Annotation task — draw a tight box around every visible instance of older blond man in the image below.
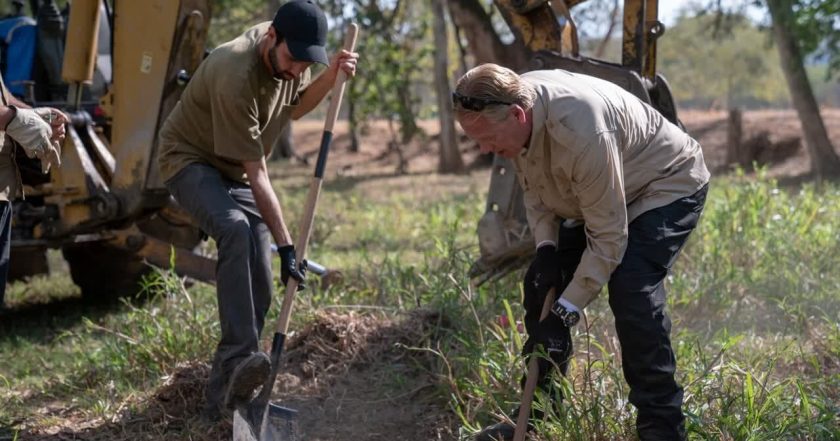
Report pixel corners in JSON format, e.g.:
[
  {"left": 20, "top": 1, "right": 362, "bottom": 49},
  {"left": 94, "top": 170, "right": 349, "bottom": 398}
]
[{"left": 454, "top": 63, "right": 709, "bottom": 441}]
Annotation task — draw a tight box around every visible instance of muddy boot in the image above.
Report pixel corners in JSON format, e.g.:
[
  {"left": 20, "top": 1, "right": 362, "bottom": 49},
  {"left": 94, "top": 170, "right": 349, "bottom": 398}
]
[{"left": 223, "top": 352, "right": 271, "bottom": 409}]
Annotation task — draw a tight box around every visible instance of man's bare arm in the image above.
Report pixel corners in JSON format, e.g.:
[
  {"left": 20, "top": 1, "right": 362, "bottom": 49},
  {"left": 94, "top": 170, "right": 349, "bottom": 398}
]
[
  {"left": 243, "top": 158, "right": 293, "bottom": 246},
  {"left": 8, "top": 95, "right": 30, "bottom": 109},
  {"left": 291, "top": 49, "right": 358, "bottom": 120}
]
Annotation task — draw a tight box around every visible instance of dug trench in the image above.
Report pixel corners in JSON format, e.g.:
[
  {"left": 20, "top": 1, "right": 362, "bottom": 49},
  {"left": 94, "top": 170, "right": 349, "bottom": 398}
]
[{"left": 19, "top": 310, "right": 457, "bottom": 441}]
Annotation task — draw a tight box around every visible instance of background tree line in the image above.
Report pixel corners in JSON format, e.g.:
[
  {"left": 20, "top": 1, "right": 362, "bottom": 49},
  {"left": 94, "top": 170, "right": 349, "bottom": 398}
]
[
  {"left": 2, "top": 1, "right": 835, "bottom": 175},
  {"left": 206, "top": 0, "right": 840, "bottom": 178}
]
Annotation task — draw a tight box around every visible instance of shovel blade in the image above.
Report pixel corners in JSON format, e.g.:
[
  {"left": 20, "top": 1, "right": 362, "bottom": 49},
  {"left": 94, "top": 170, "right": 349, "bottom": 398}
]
[{"left": 233, "top": 403, "right": 298, "bottom": 441}]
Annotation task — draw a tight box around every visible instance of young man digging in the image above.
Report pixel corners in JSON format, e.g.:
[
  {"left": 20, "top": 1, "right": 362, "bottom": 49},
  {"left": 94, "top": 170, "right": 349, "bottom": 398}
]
[{"left": 157, "top": 0, "right": 358, "bottom": 421}]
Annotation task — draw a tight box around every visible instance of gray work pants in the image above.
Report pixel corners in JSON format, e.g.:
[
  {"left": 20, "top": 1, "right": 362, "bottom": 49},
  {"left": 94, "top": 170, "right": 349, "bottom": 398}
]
[{"left": 165, "top": 163, "right": 273, "bottom": 410}]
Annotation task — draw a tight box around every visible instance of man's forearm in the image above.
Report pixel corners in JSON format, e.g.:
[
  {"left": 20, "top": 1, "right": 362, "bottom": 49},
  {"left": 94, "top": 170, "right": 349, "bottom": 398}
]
[
  {"left": 245, "top": 159, "right": 293, "bottom": 246},
  {"left": 8, "top": 94, "right": 30, "bottom": 109},
  {"left": 0, "top": 105, "right": 14, "bottom": 130},
  {"left": 291, "top": 69, "right": 336, "bottom": 119}
]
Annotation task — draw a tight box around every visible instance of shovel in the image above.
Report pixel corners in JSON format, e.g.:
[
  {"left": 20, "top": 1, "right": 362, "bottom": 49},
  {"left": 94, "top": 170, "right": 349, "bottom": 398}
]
[
  {"left": 232, "top": 23, "right": 359, "bottom": 441},
  {"left": 513, "top": 287, "right": 556, "bottom": 441}
]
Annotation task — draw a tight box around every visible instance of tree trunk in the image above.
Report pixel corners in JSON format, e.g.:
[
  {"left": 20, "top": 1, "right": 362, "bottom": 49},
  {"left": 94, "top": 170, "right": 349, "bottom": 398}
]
[
  {"left": 766, "top": 0, "right": 840, "bottom": 178},
  {"left": 726, "top": 108, "right": 743, "bottom": 167},
  {"left": 348, "top": 96, "right": 360, "bottom": 153},
  {"left": 270, "top": 122, "right": 294, "bottom": 161},
  {"left": 433, "top": 0, "right": 465, "bottom": 174},
  {"left": 446, "top": 0, "right": 528, "bottom": 69},
  {"left": 593, "top": 0, "right": 620, "bottom": 58}
]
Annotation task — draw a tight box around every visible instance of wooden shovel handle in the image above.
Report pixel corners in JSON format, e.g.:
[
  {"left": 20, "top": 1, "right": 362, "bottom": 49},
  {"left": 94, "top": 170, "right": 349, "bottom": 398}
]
[
  {"left": 274, "top": 23, "right": 359, "bottom": 336},
  {"left": 513, "top": 287, "right": 556, "bottom": 441}
]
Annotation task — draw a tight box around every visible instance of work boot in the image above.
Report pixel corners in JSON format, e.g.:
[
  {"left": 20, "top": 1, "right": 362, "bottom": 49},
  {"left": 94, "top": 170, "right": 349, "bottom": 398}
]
[{"left": 223, "top": 352, "right": 271, "bottom": 409}]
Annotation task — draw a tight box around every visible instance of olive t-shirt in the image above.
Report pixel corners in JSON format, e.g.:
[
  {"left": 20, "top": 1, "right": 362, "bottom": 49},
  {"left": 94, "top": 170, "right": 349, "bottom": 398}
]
[{"left": 158, "top": 22, "right": 310, "bottom": 183}]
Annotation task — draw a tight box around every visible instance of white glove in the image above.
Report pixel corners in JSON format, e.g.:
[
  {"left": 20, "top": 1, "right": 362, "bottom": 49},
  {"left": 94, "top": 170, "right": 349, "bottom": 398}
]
[{"left": 5, "top": 106, "right": 62, "bottom": 173}]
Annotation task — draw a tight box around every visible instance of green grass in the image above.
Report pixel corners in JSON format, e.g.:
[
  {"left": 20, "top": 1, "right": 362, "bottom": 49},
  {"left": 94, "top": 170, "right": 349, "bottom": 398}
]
[{"left": 1, "top": 169, "right": 839, "bottom": 440}]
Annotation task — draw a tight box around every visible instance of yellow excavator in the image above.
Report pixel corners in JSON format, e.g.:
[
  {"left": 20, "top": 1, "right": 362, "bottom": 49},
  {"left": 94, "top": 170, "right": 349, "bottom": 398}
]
[
  {"left": 6, "top": 0, "right": 214, "bottom": 300},
  {"left": 471, "top": 0, "right": 681, "bottom": 284}
]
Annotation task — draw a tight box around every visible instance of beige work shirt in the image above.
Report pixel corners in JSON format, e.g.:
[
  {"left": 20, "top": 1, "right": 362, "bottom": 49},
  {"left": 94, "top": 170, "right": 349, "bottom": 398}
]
[
  {"left": 515, "top": 69, "right": 710, "bottom": 310},
  {"left": 158, "top": 22, "right": 310, "bottom": 184},
  {"left": 0, "top": 74, "right": 20, "bottom": 201}
]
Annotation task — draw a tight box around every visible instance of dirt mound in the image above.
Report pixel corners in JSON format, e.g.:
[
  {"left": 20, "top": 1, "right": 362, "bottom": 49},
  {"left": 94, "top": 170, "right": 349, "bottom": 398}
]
[
  {"left": 17, "top": 310, "right": 454, "bottom": 441},
  {"left": 276, "top": 310, "right": 455, "bottom": 441}
]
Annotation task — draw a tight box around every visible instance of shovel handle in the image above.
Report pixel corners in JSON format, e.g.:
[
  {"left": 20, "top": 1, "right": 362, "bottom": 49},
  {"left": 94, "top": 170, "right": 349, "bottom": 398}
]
[
  {"left": 274, "top": 23, "right": 359, "bottom": 336},
  {"left": 513, "top": 287, "right": 556, "bottom": 441}
]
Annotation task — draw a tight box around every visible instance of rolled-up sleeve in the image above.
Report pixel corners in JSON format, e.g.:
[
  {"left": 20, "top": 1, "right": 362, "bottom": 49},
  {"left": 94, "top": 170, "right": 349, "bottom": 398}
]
[{"left": 560, "top": 131, "right": 628, "bottom": 310}]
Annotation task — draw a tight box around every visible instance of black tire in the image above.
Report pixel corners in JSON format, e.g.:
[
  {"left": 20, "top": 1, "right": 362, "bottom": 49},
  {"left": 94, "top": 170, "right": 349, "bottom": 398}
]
[{"left": 62, "top": 242, "right": 151, "bottom": 301}]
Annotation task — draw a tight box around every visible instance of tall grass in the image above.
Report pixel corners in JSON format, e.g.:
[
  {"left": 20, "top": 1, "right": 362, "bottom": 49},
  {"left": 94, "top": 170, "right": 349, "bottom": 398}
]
[
  {"left": 2, "top": 171, "right": 838, "bottom": 440},
  {"left": 421, "top": 172, "right": 840, "bottom": 440}
]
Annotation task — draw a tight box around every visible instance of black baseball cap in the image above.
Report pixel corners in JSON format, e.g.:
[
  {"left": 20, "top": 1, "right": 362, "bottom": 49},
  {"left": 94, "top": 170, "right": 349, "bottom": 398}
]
[{"left": 272, "top": 0, "right": 329, "bottom": 66}]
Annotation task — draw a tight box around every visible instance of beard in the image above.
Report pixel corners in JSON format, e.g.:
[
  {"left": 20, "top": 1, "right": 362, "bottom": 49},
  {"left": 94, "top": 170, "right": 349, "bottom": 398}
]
[{"left": 269, "top": 48, "right": 295, "bottom": 81}]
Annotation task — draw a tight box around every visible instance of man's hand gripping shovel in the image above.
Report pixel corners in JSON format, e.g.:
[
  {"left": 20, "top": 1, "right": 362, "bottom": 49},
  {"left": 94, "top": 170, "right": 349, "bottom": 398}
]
[{"left": 232, "top": 23, "right": 359, "bottom": 441}]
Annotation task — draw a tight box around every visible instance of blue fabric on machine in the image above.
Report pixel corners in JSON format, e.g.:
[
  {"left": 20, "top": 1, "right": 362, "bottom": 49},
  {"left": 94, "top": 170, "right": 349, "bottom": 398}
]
[{"left": 0, "top": 16, "right": 37, "bottom": 97}]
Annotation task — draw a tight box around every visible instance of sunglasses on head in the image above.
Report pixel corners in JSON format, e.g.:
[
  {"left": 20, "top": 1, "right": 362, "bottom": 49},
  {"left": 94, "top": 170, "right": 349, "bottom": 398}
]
[{"left": 452, "top": 92, "right": 511, "bottom": 111}]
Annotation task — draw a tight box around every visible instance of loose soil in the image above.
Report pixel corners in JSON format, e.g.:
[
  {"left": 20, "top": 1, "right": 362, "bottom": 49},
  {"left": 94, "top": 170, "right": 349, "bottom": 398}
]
[{"left": 18, "top": 311, "right": 455, "bottom": 441}]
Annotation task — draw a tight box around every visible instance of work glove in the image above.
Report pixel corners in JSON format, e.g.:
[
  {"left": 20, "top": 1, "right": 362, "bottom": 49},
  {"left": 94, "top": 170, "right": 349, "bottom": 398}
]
[
  {"left": 33, "top": 107, "right": 68, "bottom": 141},
  {"left": 522, "top": 312, "right": 572, "bottom": 381},
  {"left": 530, "top": 244, "right": 561, "bottom": 296},
  {"left": 277, "top": 244, "right": 307, "bottom": 290},
  {"left": 523, "top": 312, "right": 571, "bottom": 357},
  {"left": 5, "top": 106, "right": 62, "bottom": 173}
]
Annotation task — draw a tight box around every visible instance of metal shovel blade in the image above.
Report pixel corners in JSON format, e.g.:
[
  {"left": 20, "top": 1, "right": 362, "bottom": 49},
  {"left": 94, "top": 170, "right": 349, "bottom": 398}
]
[{"left": 233, "top": 402, "right": 298, "bottom": 441}]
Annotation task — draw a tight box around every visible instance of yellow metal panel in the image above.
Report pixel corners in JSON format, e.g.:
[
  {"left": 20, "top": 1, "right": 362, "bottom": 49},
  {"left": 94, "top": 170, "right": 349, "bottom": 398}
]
[
  {"left": 494, "top": 1, "right": 565, "bottom": 54},
  {"left": 643, "top": 0, "right": 659, "bottom": 79},
  {"left": 622, "top": 0, "right": 644, "bottom": 73},
  {"left": 61, "top": 0, "right": 100, "bottom": 83},
  {"left": 44, "top": 126, "right": 97, "bottom": 236},
  {"left": 109, "top": 0, "right": 181, "bottom": 211},
  {"left": 145, "top": 3, "right": 211, "bottom": 190}
]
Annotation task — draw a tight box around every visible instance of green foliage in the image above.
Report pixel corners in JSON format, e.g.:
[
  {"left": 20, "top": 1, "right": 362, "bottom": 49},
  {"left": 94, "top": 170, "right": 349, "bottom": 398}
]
[
  {"left": 430, "top": 173, "right": 840, "bottom": 439},
  {"left": 319, "top": 1, "right": 434, "bottom": 144},
  {"left": 208, "top": 0, "right": 279, "bottom": 48},
  {"left": 787, "top": 0, "right": 840, "bottom": 78},
  {"left": 659, "top": 14, "right": 789, "bottom": 108}
]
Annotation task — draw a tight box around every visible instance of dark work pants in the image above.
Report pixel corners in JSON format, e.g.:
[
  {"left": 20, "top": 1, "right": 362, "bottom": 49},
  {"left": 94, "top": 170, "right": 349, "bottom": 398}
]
[
  {"left": 0, "top": 201, "right": 11, "bottom": 308},
  {"left": 522, "top": 184, "right": 708, "bottom": 441},
  {"left": 165, "top": 163, "right": 274, "bottom": 410}
]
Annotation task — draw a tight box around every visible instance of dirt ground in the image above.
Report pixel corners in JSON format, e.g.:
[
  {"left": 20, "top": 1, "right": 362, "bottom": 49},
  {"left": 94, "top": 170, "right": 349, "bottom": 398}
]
[{"left": 20, "top": 311, "right": 455, "bottom": 441}]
